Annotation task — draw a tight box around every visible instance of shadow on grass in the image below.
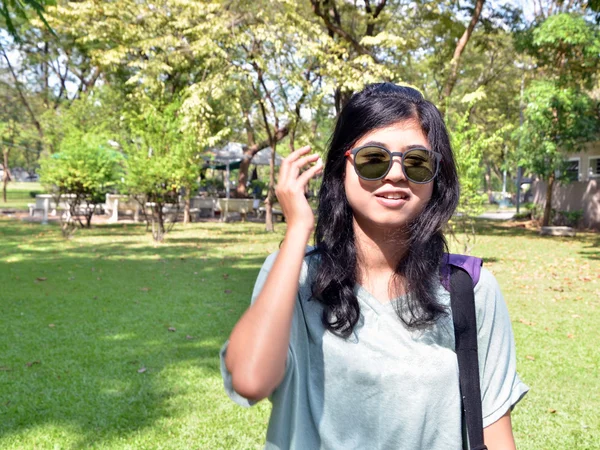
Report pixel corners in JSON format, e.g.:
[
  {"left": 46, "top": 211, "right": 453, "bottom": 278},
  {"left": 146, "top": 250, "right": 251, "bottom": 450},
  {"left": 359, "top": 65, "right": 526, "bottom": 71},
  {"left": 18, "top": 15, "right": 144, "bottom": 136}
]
[
  {"left": 0, "top": 219, "right": 269, "bottom": 447},
  {"left": 578, "top": 237, "right": 600, "bottom": 261},
  {"left": 470, "top": 219, "right": 542, "bottom": 238}
]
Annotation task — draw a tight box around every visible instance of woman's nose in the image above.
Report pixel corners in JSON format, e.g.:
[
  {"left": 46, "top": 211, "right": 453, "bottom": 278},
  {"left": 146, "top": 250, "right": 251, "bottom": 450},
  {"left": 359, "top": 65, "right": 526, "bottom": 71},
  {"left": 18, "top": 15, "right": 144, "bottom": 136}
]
[{"left": 383, "top": 157, "right": 406, "bottom": 182}]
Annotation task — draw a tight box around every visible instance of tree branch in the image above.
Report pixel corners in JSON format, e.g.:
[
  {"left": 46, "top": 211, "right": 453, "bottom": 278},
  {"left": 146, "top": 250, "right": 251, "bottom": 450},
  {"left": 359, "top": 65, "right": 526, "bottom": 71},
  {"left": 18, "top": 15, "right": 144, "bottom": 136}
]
[
  {"left": 310, "top": 0, "right": 373, "bottom": 58},
  {"left": 0, "top": 43, "right": 44, "bottom": 140},
  {"left": 440, "top": 0, "right": 486, "bottom": 105},
  {"left": 365, "top": 0, "right": 388, "bottom": 36}
]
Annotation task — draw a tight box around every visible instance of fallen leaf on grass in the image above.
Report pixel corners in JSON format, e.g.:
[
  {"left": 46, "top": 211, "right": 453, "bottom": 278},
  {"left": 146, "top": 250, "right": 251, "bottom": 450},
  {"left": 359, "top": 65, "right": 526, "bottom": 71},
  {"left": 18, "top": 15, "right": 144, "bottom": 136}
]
[
  {"left": 168, "top": 327, "right": 176, "bottom": 332},
  {"left": 137, "top": 367, "right": 147, "bottom": 374},
  {"left": 526, "top": 355, "right": 535, "bottom": 361},
  {"left": 186, "top": 335, "right": 194, "bottom": 340},
  {"left": 0, "top": 366, "right": 11, "bottom": 371},
  {"left": 518, "top": 318, "right": 536, "bottom": 326},
  {"left": 572, "top": 314, "right": 581, "bottom": 319},
  {"left": 140, "top": 287, "right": 150, "bottom": 292},
  {"left": 25, "top": 360, "right": 40, "bottom": 367},
  {"left": 567, "top": 333, "right": 575, "bottom": 339},
  {"left": 36, "top": 277, "right": 47, "bottom": 282},
  {"left": 48, "top": 324, "right": 55, "bottom": 328}
]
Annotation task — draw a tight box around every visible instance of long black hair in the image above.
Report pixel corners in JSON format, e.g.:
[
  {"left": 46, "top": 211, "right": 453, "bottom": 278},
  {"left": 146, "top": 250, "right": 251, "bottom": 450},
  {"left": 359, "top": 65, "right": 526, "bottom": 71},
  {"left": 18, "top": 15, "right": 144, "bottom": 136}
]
[{"left": 311, "top": 83, "right": 460, "bottom": 337}]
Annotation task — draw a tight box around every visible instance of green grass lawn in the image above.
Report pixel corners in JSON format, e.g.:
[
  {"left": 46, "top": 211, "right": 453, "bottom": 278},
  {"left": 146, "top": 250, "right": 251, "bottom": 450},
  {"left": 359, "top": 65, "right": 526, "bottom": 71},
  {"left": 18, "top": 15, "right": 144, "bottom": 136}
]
[
  {"left": 0, "top": 217, "right": 598, "bottom": 449},
  {"left": 0, "top": 182, "right": 44, "bottom": 210}
]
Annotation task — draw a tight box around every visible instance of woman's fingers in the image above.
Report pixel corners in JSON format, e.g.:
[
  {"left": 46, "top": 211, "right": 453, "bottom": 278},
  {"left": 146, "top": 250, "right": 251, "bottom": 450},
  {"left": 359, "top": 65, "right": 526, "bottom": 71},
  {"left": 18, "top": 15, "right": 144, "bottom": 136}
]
[
  {"left": 279, "top": 146, "right": 312, "bottom": 181},
  {"left": 286, "top": 145, "right": 312, "bottom": 163},
  {"left": 291, "top": 154, "right": 320, "bottom": 175},
  {"left": 279, "top": 154, "right": 321, "bottom": 189},
  {"left": 297, "top": 157, "right": 323, "bottom": 186},
  {"left": 279, "top": 150, "right": 320, "bottom": 186}
]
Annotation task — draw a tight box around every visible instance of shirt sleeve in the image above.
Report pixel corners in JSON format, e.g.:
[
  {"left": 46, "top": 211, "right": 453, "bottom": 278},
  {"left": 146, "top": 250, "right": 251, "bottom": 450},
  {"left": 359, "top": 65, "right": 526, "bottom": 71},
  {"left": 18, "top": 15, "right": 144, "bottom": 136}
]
[
  {"left": 219, "top": 250, "right": 297, "bottom": 407},
  {"left": 474, "top": 267, "right": 529, "bottom": 427}
]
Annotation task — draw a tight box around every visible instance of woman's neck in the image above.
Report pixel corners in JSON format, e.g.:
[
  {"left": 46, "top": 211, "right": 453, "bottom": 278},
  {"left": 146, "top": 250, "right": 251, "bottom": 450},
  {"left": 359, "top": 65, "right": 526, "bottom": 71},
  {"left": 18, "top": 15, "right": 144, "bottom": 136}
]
[{"left": 353, "top": 217, "right": 409, "bottom": 279}]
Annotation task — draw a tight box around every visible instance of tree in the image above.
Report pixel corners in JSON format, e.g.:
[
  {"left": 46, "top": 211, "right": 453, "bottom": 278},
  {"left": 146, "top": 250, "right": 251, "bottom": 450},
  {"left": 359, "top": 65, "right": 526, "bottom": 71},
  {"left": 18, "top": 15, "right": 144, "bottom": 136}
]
[
  {"left": 447, "top": 90, "right": 512, "bottom": 251},
  {"left": 121, "top": 100, "right": 219, "bottom": 241},
  {"left": 39, "top": 129, "right": 123, "bottom": 235},
  {"left": 515, "top": 13, "right": 600, "bottom": 226},
  {"left": 515, "top": 81, "right": 598, "bottom": 226},
  {"left": 0, "top": 0, "right": 53, "bottom": 40}
]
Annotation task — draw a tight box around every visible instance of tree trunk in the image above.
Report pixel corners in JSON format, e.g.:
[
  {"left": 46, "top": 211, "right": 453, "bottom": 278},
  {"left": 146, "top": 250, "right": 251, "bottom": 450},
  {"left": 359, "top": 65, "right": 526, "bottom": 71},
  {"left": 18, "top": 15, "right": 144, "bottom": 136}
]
[
  {"left": 85, "top": 205, "right": 95, "bottom": 228},
  {"left": 484, "top": 162, "right": 492, "bottom": 203},
  {"left": 183, "top": 189, "right": 191, "bottom": 224},
  {"left": 236, "top": 157, "right": 251, "bottom": 197},
  {"left": 439, "top": 0, "right": 485, "bottom": 110},
  {"left": 152, "top": 203, "right": 166, "bottom": 242},
  {"left": 236, "top": 125, "right": 290, "bottom": 198},
  {"left": 2, "top": 147, "right": 8, "bottom": 203},
  {"left": 542, "top": 173, "right": 555, "bottom": 226},
  {"left": 265, "top": 142, "right": 277, "bottom": 232}
]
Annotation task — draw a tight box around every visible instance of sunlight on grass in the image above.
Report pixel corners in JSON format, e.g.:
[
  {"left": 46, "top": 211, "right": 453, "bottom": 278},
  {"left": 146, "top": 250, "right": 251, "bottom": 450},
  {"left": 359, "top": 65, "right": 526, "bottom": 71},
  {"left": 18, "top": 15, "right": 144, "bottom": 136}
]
[{"left": 0, "top": 217, "right": 598, "bottom": 449}]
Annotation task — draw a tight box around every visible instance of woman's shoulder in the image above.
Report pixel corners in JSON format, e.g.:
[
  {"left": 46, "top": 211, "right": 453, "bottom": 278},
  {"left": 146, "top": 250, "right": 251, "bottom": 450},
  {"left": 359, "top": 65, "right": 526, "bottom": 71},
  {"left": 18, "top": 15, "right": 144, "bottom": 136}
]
[
  {"left": 473, "top": 266, "right": 509, "bottom": 326},
  {"left": 474, "top": 266, "right": 501, "bottom": 298}
]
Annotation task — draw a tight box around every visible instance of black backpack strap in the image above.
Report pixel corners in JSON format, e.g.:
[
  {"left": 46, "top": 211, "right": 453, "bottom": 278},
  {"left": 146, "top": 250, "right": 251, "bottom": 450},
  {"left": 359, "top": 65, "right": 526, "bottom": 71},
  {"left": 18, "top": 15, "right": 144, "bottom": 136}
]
[{"left": 450, "top": 266, "right": 488, "bottom": 450}]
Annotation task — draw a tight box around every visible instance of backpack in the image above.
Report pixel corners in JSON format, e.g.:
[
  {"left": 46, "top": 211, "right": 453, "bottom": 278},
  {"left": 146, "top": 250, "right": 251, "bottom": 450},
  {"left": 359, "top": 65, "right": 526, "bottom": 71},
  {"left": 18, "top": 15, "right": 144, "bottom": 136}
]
[{"left": 443, "top": 254, "right": 488, "bottom": 450}]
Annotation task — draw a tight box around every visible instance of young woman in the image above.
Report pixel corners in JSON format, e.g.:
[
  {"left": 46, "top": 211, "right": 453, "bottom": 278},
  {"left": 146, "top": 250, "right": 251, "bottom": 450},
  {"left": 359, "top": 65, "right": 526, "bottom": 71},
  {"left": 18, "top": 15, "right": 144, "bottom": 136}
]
[{"left": 221, "top": 83, "right": 528, "bottom": 449}]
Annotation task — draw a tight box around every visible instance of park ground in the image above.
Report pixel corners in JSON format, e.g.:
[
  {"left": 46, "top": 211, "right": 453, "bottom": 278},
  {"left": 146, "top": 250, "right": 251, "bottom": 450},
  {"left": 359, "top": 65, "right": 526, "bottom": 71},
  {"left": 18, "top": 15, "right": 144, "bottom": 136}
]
[{"left": 0, "top": 207, "right": 599, "bottom": 449}]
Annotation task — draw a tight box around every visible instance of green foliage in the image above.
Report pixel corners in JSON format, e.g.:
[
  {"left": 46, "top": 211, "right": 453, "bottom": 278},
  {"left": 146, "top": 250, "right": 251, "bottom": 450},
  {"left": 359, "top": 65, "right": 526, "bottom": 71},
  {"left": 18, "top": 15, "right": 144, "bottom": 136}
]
[
  {"left": 553, "top": 209, "right": 584, "bottom": 228},
  {"left": 0, "top": 0, "right": 54, "bottom": 40},
  {"left": 531, "top": 13, "right": 600, "bottom": 89},
  {"left": 39, "top": 128, "right": 123, "bottom": 235},
  {"left": 449, "top": 92, "right": 509, "bottom": 208},
  {"left": 199, "top": 176, "right": 224, "bottom": 195},
  {"left": 514, "top": 80, "right": 599, "bottom": 182},
  {"left": 447, "top": 96, "right": 497, "bottom": 251},
  {"left": 39, "top": 129, "right": 123, "bottom": 203}
]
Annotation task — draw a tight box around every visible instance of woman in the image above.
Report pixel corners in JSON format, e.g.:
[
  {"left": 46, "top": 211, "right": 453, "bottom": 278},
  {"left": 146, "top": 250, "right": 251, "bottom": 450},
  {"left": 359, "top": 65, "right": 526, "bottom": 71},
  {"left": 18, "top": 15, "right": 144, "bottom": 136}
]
[{"left": 220, "top": 83, "right": 528, "bottom": 449}]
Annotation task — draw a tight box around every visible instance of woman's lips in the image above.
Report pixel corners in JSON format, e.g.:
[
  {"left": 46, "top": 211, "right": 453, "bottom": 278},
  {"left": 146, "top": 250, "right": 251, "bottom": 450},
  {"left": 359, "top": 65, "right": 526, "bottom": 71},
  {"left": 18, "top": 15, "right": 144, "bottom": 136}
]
[{"left": 375, "top": 194, "right": 409, "bottom": 208}]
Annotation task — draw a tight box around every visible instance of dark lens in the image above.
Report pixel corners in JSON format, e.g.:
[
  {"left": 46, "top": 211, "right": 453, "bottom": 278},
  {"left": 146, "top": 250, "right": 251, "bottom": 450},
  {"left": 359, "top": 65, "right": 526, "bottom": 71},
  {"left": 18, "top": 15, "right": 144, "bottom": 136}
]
[
  {"left": 354, "top": 147, "right": 390, "bottom": 180},
  {"left": 403, "top": 149, "right": 436, "bottom": 183}
]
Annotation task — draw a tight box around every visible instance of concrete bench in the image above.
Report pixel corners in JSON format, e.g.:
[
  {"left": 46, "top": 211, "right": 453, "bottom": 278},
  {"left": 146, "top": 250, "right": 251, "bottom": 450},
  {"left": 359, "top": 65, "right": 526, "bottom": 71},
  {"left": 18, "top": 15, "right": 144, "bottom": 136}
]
[
  {"left": 105, "top": 194, "right": 141, "bottom": 222},
  {"left": 190, "top": 196, "right": 218, "bottom": 218},
  {"left": 257, "top": 206, "right": 285, "bottom": 221},
  {"left": 29, "top": 194, "right": 74, "bottom": 224},
  {"left": 216, "top": 198, "right": 255, "bottom": 221}
]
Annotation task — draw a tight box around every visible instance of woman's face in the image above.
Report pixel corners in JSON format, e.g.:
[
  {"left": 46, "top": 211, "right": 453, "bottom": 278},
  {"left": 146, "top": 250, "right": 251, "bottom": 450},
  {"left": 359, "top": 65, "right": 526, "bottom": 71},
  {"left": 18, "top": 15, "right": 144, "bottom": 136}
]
[{"left": 344, "top": 120, "right": 435, "bottom": 232}]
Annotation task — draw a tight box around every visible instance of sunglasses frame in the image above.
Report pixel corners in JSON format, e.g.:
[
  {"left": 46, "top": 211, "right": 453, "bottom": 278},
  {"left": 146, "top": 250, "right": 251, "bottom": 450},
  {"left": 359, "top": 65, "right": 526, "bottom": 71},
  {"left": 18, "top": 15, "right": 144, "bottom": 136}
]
[{"left": 345, "top": 144, "right": 441, "bottom": 184}]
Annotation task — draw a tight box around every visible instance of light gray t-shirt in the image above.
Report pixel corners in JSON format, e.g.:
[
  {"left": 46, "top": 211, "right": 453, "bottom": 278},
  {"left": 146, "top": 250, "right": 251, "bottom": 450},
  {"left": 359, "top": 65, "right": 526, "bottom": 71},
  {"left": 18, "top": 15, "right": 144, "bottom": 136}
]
[{"left": 220, "top": 250, "right": 529, "bottom": 450}]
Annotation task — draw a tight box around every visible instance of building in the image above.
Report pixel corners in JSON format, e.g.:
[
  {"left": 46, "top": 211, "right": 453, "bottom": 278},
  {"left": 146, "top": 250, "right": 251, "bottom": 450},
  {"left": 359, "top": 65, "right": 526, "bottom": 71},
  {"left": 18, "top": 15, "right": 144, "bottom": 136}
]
[{"left": 531, "top": 142, "right": 600, "bottom": 229}]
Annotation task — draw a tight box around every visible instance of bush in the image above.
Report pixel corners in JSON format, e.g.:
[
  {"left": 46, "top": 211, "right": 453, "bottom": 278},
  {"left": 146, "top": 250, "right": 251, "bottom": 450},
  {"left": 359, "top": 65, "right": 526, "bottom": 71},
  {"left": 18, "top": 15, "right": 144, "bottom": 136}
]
[
  {"left": 553, "top": 210, "right": 583, "bottom": 228},
  {"left": 39, "top": 130, "right": 123, "bottom": 234},
  {"left": 200, "top": 177, "right": 224, "bottom": 194}
]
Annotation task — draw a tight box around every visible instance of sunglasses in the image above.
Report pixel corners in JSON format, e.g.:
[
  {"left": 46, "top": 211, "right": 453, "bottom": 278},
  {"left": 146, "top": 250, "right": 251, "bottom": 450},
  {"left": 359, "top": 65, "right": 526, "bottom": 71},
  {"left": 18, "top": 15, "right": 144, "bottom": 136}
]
[{"left": 345, "top": 145, "right": 441, "bottom": 184}]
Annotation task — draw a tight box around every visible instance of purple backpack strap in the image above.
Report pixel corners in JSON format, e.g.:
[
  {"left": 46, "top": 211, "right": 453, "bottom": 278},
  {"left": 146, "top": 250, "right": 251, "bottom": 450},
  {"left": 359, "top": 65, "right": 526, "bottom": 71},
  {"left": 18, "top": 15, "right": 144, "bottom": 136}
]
[{"left": 440, "top": 253, "right": 483, "bottom": 290}]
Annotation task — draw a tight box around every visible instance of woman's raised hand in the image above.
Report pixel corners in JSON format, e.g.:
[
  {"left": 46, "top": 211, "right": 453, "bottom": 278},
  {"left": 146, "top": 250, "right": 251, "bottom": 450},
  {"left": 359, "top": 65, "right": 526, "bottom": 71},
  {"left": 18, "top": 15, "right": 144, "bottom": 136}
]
[{"left": 275, "top": 146, "right": 323, "bottom": 234}]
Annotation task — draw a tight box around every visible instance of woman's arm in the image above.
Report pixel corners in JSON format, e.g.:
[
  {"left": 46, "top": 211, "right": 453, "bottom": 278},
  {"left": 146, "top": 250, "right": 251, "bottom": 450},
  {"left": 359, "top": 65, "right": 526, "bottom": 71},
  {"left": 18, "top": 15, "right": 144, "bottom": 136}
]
[
  {"left": 484, "top": 410, "right": 516, "bottom": 450},
  {"left": 224, "top": 146, "right": 323, "bottom": 402}
]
